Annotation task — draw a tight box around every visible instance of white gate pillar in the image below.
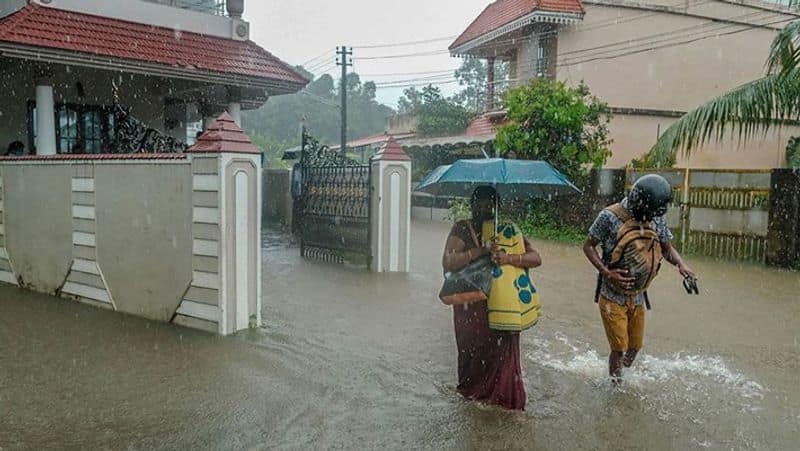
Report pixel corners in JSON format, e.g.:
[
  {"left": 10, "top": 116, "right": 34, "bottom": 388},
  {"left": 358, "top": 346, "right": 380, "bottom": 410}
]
[
  {"left": 35, "top": 78, "right": 57, "bottom": 156},
  {"left": 178, "top": 112, "right": 262, "bottom": 335},
  {"left": 370, "top": 137, "right": 412, "bottom": 273}
]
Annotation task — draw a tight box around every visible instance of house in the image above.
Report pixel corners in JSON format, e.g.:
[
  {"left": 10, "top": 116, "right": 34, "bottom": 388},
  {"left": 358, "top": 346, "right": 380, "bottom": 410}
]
[
  {"left": 0, "top": 0, "right": 307, "bottom": 156},
  {"left": 450, "top": 0, "right": 800, "bottom": 169}
]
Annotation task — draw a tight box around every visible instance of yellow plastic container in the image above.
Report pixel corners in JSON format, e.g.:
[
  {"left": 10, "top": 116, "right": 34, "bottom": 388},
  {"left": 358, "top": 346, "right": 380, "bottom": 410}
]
[{"left": 482, "top": 221, "right": 541, "bottom": 332}]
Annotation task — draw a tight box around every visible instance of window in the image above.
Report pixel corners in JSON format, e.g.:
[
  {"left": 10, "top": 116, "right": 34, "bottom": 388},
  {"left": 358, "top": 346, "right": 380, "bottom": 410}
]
[
  {"left": 28, "top": 103, "right": 114, "bottom": 154},
  {"left": 536, "top": 36, "right": 549, "bottom": 78}
]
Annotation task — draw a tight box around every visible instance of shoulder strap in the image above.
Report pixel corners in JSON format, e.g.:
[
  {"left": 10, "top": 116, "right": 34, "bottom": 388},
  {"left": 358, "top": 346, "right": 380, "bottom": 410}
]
[
  {"left": 606, "top": 203, "right": 633, "bottom": 222},
  {"left": 466, "top": 222, "right": 481, "bottom": 249}
]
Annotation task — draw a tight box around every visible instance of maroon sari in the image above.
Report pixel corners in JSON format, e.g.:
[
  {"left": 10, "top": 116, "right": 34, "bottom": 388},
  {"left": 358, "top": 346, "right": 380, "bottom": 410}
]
[{"left": 449, "top": 220, "right": 526, "bottom": 411}]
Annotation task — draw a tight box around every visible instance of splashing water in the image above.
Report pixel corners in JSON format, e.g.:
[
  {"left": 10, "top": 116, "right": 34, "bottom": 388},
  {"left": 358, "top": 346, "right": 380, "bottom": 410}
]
[{"left": 526, "top": 332, "right": 766, "bottom": 404}]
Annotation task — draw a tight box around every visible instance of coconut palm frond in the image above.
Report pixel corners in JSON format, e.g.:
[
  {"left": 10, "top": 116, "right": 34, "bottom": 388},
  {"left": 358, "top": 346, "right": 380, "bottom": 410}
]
[
  {"left": 767, "top": 21, "right": 800, "bottom": 75},
  {"left": 648, "top": 72, "right": 800, "bottom": 167}
]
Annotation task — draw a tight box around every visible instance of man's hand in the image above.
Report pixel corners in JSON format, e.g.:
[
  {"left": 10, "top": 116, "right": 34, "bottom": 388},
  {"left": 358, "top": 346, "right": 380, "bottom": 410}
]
[
  {"left": 604, "top": 268, "right": 635, "bottom": 290},
  {"left": 677, "top": 263, "right": 696, "bottom": 279}
]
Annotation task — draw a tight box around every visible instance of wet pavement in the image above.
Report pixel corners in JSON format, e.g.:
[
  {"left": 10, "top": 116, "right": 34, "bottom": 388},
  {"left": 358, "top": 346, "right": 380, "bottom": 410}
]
[{"left": 2, "top": 221, "right": 800, "bottom": 450}]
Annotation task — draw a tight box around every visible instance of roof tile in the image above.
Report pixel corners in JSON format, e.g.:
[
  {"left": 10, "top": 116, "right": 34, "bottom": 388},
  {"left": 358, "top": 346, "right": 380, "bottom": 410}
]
[
  {"left": 450, "top": 0, "right": 583, "bottom": 50},
  {"left": 188, "top": 113, "right": 260, "bottom": 154},
  {"left": 0, "top": 4, "right": 307, "bottom": 86}
]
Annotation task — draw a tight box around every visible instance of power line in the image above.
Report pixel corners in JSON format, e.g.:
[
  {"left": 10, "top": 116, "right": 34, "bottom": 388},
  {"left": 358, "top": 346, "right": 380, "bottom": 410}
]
[
  {"left": 306, "top": 58, "right": 338, "bottom": 73},
  {"left": 373, "top": 79, "right": 461, "bottom": 90},
  {"left": 299, "top": 48, "right": 336, "bottom": 67},
  {"left": 372, "top": 73, "right": 456, "bottom": 86},
  {"left": 353, "top": 35, "right": 457, "bottom": 49},
  {"left": 360, "top": 69, "right": 455, "bottom": 77},
  {"left": 369, "top": 11, "right": 788, "bottom": 90},
  {"left": 354, "top": 49, "right": 451, "bottom": 61},
  {"left": 558, "top": 14, "right": 794, "bottom": 68},
  {"left": 560, "top": 9, "right": 781, "bottom": 60},
  {"left": 299, "top": 90, "right": 340, "bottom": 108}
]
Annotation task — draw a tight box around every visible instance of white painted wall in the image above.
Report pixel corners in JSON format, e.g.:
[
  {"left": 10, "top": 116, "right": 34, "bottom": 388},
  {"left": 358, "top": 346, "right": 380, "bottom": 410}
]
[
  {"left": 234, "top": 170, "right": 249, "bottom": 331},
  {"left": 0, "top": 0, "right": 26, "bottom": 18},
  {"left": 32, "top": 0, "right": 249, "bottom": 41}
]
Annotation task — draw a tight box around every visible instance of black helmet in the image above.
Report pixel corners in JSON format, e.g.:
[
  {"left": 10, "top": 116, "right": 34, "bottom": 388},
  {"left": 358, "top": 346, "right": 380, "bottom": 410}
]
[{"left": 628, "top": 174, "right": 673, "bottom": 221}]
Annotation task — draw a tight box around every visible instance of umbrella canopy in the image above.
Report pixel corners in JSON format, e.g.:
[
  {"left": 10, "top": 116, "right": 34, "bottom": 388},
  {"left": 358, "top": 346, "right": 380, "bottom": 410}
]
[{"left": 415, "top": 158, "right": 581, "bottom": 199}]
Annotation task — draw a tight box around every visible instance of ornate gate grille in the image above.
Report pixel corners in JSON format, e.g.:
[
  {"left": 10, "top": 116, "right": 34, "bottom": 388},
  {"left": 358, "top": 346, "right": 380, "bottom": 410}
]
[{"left": 295, "top": 130, "right": 372, "bottom": 267}]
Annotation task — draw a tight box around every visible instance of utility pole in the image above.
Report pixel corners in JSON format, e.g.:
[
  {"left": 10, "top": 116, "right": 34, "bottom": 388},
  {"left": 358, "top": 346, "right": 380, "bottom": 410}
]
[{"left": 336, "top": 45, "right": 352, "bottom": 155}]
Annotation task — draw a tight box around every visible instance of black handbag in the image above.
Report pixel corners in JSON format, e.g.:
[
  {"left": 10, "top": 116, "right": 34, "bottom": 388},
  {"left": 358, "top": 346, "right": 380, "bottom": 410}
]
[{"left": 439, "top": 223, "right": 493, "bottom": 305}]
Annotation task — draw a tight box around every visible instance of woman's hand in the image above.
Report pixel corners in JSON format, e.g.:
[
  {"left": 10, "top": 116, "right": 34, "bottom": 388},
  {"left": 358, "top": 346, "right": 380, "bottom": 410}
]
[{"left": 468, "top": 246, "right": 490, "bottom": 262}]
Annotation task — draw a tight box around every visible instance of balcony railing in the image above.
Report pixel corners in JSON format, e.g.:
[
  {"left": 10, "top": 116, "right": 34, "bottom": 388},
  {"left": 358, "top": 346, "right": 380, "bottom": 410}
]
[{"left": 141, "top": 0, "right": 227, "bottom": 16}]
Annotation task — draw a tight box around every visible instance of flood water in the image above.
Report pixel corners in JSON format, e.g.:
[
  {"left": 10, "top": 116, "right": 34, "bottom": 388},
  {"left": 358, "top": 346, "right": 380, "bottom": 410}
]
[{"left": 2, "top": 221, "right": 799, "bottom": 450}]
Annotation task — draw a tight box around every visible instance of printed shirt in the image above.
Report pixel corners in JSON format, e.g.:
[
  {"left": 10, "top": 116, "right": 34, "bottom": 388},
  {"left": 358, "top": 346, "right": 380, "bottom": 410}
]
[{"left": 588, "top": 198, "right": 674, "bottom": 305}]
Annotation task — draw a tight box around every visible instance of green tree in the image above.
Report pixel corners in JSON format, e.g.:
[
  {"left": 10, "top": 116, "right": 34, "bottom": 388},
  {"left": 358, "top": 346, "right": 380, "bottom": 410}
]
[
  {"left": 396, "top": 85, "right": 472, "bottom": 137},
  {"left": 241, "top": 66, "right": 393, "bottom": 147},
  {"left": 787, "top": 136, "right": 800, "bottom": 167},
  {"left": 453, "top": 58, "right": 510, "bottom": 112},
  {"left": 495, "top": 79, "right": 612, "bottom": 181},
  {"left": 649, "top": 21, "right": 800, "bottom": 166}
]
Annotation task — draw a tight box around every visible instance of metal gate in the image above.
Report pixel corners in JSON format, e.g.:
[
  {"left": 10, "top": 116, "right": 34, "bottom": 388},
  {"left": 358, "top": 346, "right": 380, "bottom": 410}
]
[{"left": 294, "top": 129, "right": 372, "bottom": 267}]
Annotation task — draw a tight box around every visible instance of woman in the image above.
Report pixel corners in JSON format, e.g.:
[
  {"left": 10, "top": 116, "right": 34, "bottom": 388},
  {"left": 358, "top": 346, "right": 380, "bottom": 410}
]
[{"left": 442, "top": 186, "right": 542, "bottom": 410}]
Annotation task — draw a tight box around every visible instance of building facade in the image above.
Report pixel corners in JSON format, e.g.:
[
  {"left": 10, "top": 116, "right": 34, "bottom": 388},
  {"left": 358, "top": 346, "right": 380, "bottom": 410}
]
[
  {"left": 450, "top": 0, "right": 800, "bottom": 169},
  {"left": 0, "top": 0, "right": 306, "bottom": 156}
]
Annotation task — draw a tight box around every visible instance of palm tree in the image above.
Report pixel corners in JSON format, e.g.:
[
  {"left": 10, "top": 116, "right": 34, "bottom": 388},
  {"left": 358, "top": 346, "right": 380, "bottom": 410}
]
[{"left": 648, "top": 22, "right": 800, "bottom": 166}]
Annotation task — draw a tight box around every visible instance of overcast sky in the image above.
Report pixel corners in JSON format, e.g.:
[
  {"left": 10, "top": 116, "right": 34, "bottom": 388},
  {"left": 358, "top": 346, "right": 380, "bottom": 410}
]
[{"left": 245, "top": 0, "right": 490, "bottom": 108}]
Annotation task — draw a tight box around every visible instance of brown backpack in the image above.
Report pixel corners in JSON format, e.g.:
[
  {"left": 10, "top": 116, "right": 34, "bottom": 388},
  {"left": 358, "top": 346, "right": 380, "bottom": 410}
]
[{"left": 604, "top": 203, "right": 663, "bottom": 297}]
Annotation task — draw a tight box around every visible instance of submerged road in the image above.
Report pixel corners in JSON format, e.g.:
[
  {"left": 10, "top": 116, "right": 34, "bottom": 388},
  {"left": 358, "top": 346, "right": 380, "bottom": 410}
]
[{"left": 2, "top": 221, "right": 799, "bottom": 450}]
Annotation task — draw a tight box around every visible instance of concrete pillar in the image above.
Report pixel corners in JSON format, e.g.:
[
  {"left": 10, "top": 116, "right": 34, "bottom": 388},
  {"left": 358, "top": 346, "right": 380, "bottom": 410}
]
[
  {"left": 35, "top": 80, "right": 57, "bottom": 155},
  {"left": 766, "top": 169, "right": 800, "bottom": 268},
  {"left": 227, "top": 0, "right": 244, "bottom": 18},
  {"left": 178, "top": 112, "right": 262, "bottom": 335},
  {"left": 370, "top": 137, "right": 412, "bottom": 273},
  {"left": 200, "top": 104, "right": 219, "bottom": 131},
  {"left": 227, "top": 102, "right": 242, "bottom": 126},
  {"left": 164, "top": 101, "right": 188, "bottom": 143}
]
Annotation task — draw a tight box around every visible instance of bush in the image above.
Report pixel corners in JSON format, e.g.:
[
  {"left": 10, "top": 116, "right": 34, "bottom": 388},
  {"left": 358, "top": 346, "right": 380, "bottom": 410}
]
[
  {"left": 495, "top": 79, "right": 612, "bottom": 184},
  {"left": 446, "top": 199, "right": 586, "bottom": 244}
]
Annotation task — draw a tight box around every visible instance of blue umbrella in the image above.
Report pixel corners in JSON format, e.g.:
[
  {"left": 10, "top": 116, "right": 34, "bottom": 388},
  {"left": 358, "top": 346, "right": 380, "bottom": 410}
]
[
  {"left": 415, "top": 159, "right": 582, "bottom": 235},
  {"left": 415, "top": 158, "right": 581, "bottom": 199}
]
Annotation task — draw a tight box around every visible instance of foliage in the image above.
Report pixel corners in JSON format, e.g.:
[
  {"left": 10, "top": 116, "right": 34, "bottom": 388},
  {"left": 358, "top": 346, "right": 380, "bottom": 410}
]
[
  {"left": 649, "top": 21, "right": 800, "bottom": 166},
  {"left": 249, "top": 133, "right": 293, "bottom": 169},
  {"left": 452, "top": 58, "right": 510, "bottom": 113},
  {"left": 445, "top": 199, "right": 585, "bottom": 244},
  {"left": 241, "top": 66, "right": 393, "bottom": 147},
  {"left": 630, "top": 149, "right": 676, "bottom": 169},
  {"left": 495, "top": 79, "right": 612, "bottom": 182},
  {"left": 787, "top": 136, "right": 800, "bottom": 167},
  {"left": 445, "top": 198, "right": 471, "bottom": 222},
  {"left": 397, "top": 85, "right": 472, "bottom": 137},
  {"left": 517, "top": 205, "right": 586, "bottom": 244}
]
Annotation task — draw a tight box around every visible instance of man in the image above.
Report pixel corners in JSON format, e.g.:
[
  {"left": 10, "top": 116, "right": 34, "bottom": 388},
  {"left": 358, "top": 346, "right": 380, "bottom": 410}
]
[
  {"left": 583, "top": 174, "right": 696, "bottom": 381},
  {"left": 4, "top": 141, "right": 25, "bottom": 156}
]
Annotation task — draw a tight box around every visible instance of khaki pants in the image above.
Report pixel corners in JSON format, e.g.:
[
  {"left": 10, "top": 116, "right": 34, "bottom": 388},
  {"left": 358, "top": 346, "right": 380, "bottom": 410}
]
[{"left": 599, "top": 295, "right": 645, "bottom": 352}]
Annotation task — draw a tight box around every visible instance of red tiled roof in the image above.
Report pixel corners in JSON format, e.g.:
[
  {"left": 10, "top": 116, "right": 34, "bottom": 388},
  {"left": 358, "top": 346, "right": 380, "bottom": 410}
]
[
  {"left": 465, "top": 110, "right": 508, "bottom": 136},
  {"left": 331, "top": 132, "right": 417, "bottom": 150},
  {"left": 0, "top": 4, "right": 307, "bottom": 88},
  {"left": 188, "top": 112, "right": 259, "bottom": 154},
  {"left": 450, "top": 0, "right": 584, "bottom": 51},
  {"left": 374, "top": 137, "right": 411, "bottom": 162}
]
